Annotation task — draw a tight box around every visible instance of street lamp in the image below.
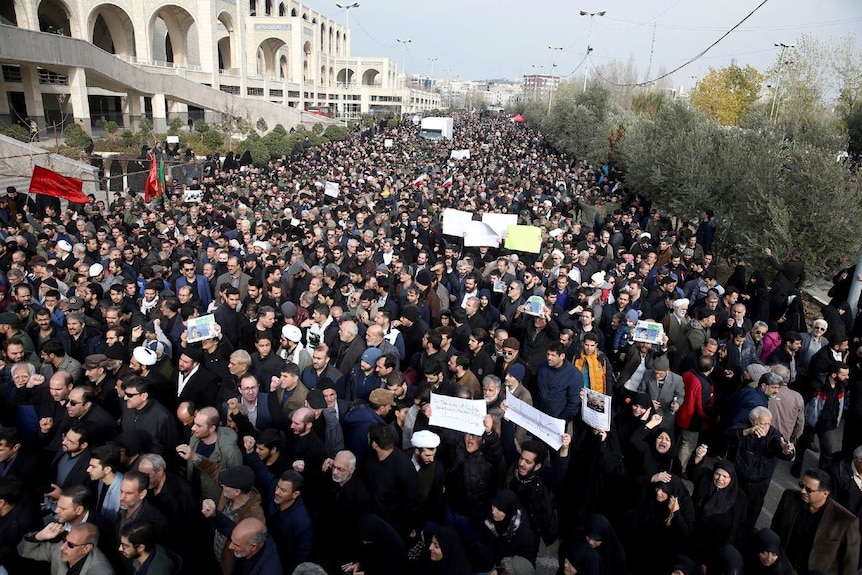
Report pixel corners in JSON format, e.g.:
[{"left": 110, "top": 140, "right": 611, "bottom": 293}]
[
  {"left": 579, "top": 10, "right": 606, "bottom": 92},
  {"left": 548, "top": 46, "right": 563, "bottom": 112},
  {"left": 427, "top": 57, "right": 438, "bottom": 84},
  {"left": 396, "top": 38, "right": 411, "bottom": 86},
  {"left": 335, "top": 3, "right": 359, "bottom": 56},
  {"left": 770, "top": 42, "right": 795, "bottom": 124}
]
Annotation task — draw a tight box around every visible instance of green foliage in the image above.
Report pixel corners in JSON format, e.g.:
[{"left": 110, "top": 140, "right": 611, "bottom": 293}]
[
  {"left": 312, "top": 123, "right": 325, "bottom": 135},
  {"left": 256, "top": 118, "right": 268, "bottom": 133},
  {"left": 617, "top": 102, "right": 862, "bottom": 278},
  {"left": 167, "top": 117, "right": 183, "bottom": 136},
  {"left": 0, "top": 124, "right": 30, "bottom": 142},
  {"left": 201, "top": 130, "right": 223, "bottom": 152},
  {"left": 689, "top": 64, "right": 764, "bottom": 126},
  {"left": 263, "top": 131, "right": 292, "bottom": 159},
  {"left": 845, "top": 102, "right": 862, "bottom": 155},
  {"left": 386, "top": 119, "right": 399, "bottom": 129},
  {"left": 323, "top": 124, "right": 349, "bottom": 142},
  {"left": 104, "top": 121, "right": 119, "bottom": 134},
  {"left": 121, "top": 130, "right": 137, "bottom": 147},
  {"left": 536, "top": 81, "right": 616, "bottom": 163},
  {"left": 138, "top": 118, "right": 153, "bottom": 142},
  {"left": 64, "top": 123, "right": 92, "bottom": 149},
  {"left": 630, "top": 91, "right": 667, "bottom": 118},
  {"left": 247, "top": 139, "right": 270, "bottom": 167},
  {"left": 271, "top": 124, "right": 288, "bottom": 136},
  {"left": 194, "top": 120, "right": 210, "bottom": 134}
]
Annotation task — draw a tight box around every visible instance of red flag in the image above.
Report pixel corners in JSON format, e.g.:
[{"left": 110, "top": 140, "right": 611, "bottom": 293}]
[
  {"left": 144, "top": 151, "right": 163, "bottom": 202},
  {"left": 29, "top": 165, "right": 89, "bottom": 204},
  {"left": 411, "top": 173, "right": 427, "bottom": 187},
  {"left": 441, "top": 176, "right": 453, "bottom": 188}
]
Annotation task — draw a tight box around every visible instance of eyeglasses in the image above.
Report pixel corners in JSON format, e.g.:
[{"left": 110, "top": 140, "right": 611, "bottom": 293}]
[
  {"left": 124, "top": 391, "right": 142, "bottom": 398},
  {"left": 798, "top": 482, "right": 823, "bottom": 494},
  {"left": 813, "top": 327, "right": 826, "bottom": 331},
  {"left": 67, "top": 399, "right": 84, "bottom": 407},
  {"left": 754, "top": 331, "right": 766, "bottom": 336}
]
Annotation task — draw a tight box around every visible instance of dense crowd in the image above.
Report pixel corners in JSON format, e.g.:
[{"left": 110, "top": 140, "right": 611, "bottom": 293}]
[{"left": 0, "top": 113, "right": 861, "bottom": 575}]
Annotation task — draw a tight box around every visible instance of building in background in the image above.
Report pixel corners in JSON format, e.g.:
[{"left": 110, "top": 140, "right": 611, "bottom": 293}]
[{"left": 522, "top": 74, "right": 560, "bottom": 102}]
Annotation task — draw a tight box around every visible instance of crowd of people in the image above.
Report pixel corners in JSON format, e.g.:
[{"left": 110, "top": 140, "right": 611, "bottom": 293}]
[{"left": 0, "top": 112, "right": 861, "bottom": 575}]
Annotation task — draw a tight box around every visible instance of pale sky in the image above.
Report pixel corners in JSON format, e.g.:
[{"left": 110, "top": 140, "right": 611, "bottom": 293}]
[{"left": 303, "top": 0, "right": 862, "bottom": 89}]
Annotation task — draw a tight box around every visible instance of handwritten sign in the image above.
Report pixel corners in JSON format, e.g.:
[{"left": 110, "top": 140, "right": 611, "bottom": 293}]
[
  {"left": 429, "top": 393, "right": 486, "bottom": 435},
  {"left": 450, "top": 149, "right": 471, "bottom": 160},
  {"left": 504, "top": 393, "right": 565, "bottom": 450},
  {"left": 582, "top": 389, "right": 612, "bottom": 432}
]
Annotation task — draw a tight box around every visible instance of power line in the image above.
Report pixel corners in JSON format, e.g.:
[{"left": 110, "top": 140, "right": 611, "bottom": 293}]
[
  {"left": 592, "top": 0, "right": 771, "bottom": 88},
  {"left": 559, "top": 52, "right": 590, "bottom": 79},
  {"left": 602, "top": 14, "right": 861, "bottom": 33},
  {"left": 613, "top": 0, "right": 685, "bottom": 32}
]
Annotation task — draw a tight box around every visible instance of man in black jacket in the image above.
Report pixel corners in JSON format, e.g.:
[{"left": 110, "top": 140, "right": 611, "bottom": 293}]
[{"left": 362, "top": 423, "right": 420, "bottom": 539}]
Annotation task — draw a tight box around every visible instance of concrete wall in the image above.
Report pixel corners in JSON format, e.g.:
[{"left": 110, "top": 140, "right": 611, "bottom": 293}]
[{"left": 0, "top": 133, "right": 100, "bottom": 198}]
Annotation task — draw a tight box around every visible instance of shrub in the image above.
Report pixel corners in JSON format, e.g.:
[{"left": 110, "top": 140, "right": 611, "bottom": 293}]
[
  {"left": 0, "top": 124, "right": 30, "bottom": 143},
  {"left": 104, "top": 121, "right": 119, "bottom": 134},
  {"left": 64, "top": 123, "right": 92, "bottom": 149},
  {"left": 323, "top": 124, "right": 349, "bottom": 142},
  {"left": 194, "top": 119, "right": 210, "bottom": 134},
  {"left": 256, "top": 118, "right": 268, "bottom": 133},
  {"left": 168, "top": 117, "right": 184, "bottom": 136},
  {"left": 271, "top": 124, "right": 288, "bottom": 136},
  {"left": 121, "top": 130, "right": 137, "bottom": 147},
  {"left": 312, "top": 122, "right": 324, "bottom": 135},
  {"left": 247, "top": 139, "right": 270, "bottom": 167},
  {"left": 202, "top": 130, "right": 223, "bottom": 152}
]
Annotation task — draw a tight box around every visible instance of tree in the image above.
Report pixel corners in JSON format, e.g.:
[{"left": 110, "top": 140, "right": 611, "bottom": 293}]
[
  {"left": 689, "top": 64, "right": 763, "bottom": 126},
  {"left": 194, "top": 119, "right": 209, "bottom": 134},
  {"left": 64, "top": 123, "right": 92, "bottom": 149},
  {"left": 630, "top": 91, "right": 666, "bottom": 118},
  {"left": 256, "top": 118, "right": 268, "bottom": 133},
  {"left": 202, "top": 130, "right": 223, "bottom": 152}
]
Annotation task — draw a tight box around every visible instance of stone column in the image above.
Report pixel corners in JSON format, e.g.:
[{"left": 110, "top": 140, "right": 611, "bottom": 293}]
[
  {"left": 20, "top": 65, "right": 46, "bottom": 130},
  {"left": 68, "top": 67, "right": 91, "bottom": 134},
  {"left": 152, "top": 93, "right": 167, "bottom": 133},
  {"left": 123, "top": 91, "right": 143, "bottom": 131}
]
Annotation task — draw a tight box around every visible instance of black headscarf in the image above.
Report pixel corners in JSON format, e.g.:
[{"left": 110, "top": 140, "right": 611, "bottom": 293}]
[
  {"left": 422, "top": 523, "right": 472, "bottom": 575},
  {"left": 744, "top": 528, "right": 793, "bottom": 575},
  {"left": 696, "top": 460, "right": 739, "bottom": 518},
  {"left": 710, "top": 544, "right": 744, "bottom": 575},
  {"left": 585, "top": 514, "right": 627, "bottom": 575},
  {"left": 489, "top": 489, "right": 520, "bottom": 534},
  {"left": 357, "top": 514, "right": 408, "bottom": 575},
  {"left": 565, "top": 542, "right": 601, "bottom": 575}
]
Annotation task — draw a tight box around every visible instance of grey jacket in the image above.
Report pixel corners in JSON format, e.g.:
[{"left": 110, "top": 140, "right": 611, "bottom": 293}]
[
  {"left": 640, "top": 369, "right": 685, "bottom": 430},
  {"left": 187, "top": 426, "right": 243, "bottom": 502},
  {"left": 18, "top": 537, "right": 114, "bottom": 575}
]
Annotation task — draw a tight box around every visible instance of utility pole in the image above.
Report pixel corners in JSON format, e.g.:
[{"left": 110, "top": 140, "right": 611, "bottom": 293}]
[
  {"left": 579, "top": 10, "right": 606, "bottom": 93},
  {"left": 335, "top": 2, "right": 359, "bottom": 122},
  {"left": 770, "top": 42, "right": 795, "bottom": 124},
  {"left": 645, "top": 22, "right": 656, "bottom": 85},
  {"left": 548, "top": 46, "right": 563, "bottom": 113},
  {"left": 396, "top": 38, "right": 411, "bottom": 116}
]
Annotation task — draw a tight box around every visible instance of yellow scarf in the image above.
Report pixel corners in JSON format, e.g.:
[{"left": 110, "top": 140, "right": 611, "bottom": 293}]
[{"left": 575, "top": 353, "right": 606, "bottom": 395}]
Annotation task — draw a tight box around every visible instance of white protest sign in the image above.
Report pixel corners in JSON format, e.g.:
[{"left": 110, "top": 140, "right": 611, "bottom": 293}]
[
  {"left": 384, "top": 138, "right": 394, "bottom": 148},
  {"left": 481, "top": 213, "right": 518, "bottom": 238},
  {"left": 429, "top": 393, "right": 486, "bottom": 435},
  {"left": 441, "top": 208, "right": 475, "bottom": 237},
  {"left": 582, "top": 389, "right": 612, "bottom": 432},
  {"left": 166, "top": 135, "right": 180, "bottom": 144},
  {"left": 450, "top": 149, "right": 471, "bottom": 160},
  {"left": 504, "top": 393, "right": 565, "bottom": 450},
  {"left": 324, "top": 181, "right": 340, "bottom": 198},
  {"left": 463, "top": 221, "right": 501, "bottom": 247}
]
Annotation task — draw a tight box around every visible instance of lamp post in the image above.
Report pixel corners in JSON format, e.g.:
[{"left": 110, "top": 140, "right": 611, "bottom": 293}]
[
  {"left": 427, "top": 57, "right": 438, "bottom": 89},
  {"left": 396, "top": 38, "right": 411, "bottom": 87},
  {"left": 335, "top": 3, "right": 358, "bottom": 57},
  {"left": 335, "top": 2, "right": 358, "bottom": 122},
  {"left": 770, "top": 42, "right": 795, "bottom": 125},
  {"left": 548, "top": 46, "right": 563, "bottom": 113},
  {"left": 579, "top": 10, "right": 606, "bottom": 92}
]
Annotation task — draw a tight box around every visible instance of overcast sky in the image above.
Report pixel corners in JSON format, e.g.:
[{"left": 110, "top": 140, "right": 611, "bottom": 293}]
[{"left": 303, "top": 0, "right": 861, "bottom": 88}]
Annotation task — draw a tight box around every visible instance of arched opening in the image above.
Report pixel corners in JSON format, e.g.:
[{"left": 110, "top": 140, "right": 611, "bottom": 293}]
[
  {"left": 278, "top": 3, "right": 286, "bottom": 16},
  {"left": 336, "top": 31, "right": 341, "bottom": 56},
  {"left": 320, "top": 65, "right": 326, "bottom": 86},
  {"left": 329, "top": 66, "right": 334, "bottom": 87},
  {"left": 216, "top": 11, "right": 235, "bottom": 71},
  {"left": 265, "top": 0, "right": 272, "bottom": 16},
  {"left": 291, "top": 8, "right": 297, "bottom": 17},
  {"left": 0, "top": 1, "right": 23, "bottom": 26},
  {"left": 149, "top": 5, "right": 199, "bottom": 67},
  {"left": 249, "top": 0, "right": 256, "bottom": 16},
  {"left": 343, "top": 32, "right": 348, "bottom": 56},
  {"left": 38, "top": 0, "right": 75, "bottom": 36},
  {"left": 320, "top": 23, "right": 325, "bottom": 51},
  {"left": 328, "top": 27, "right": 333, "bottom": 53},
  {"left": 279, "top": 55, "right": 289, "bottom": 80},
  {"left": 88, "top": 4, "right": 136, "bottom": 59},
  {"left": 302, "top": 13, "right": 308, "bottom": 20},
  {"left": 257, "top": 37, "right": 287, "bottom": 78},
  {"left": 362, "top": 68, "right": 381, "bottom": 87},
  {"left": 337, "top": 68, "right": 354, "bottom": 86},
  {"left": 312, "top": 17, "right": 317, "bottom": 24},
  {"left": 302, "top": 41, "right": 311, "bottom": 81}
]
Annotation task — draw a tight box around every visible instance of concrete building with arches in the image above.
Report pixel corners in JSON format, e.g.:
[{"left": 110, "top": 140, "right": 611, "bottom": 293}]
[{"left": 0, "top": 0, "right": 440, "bottom": 134}]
